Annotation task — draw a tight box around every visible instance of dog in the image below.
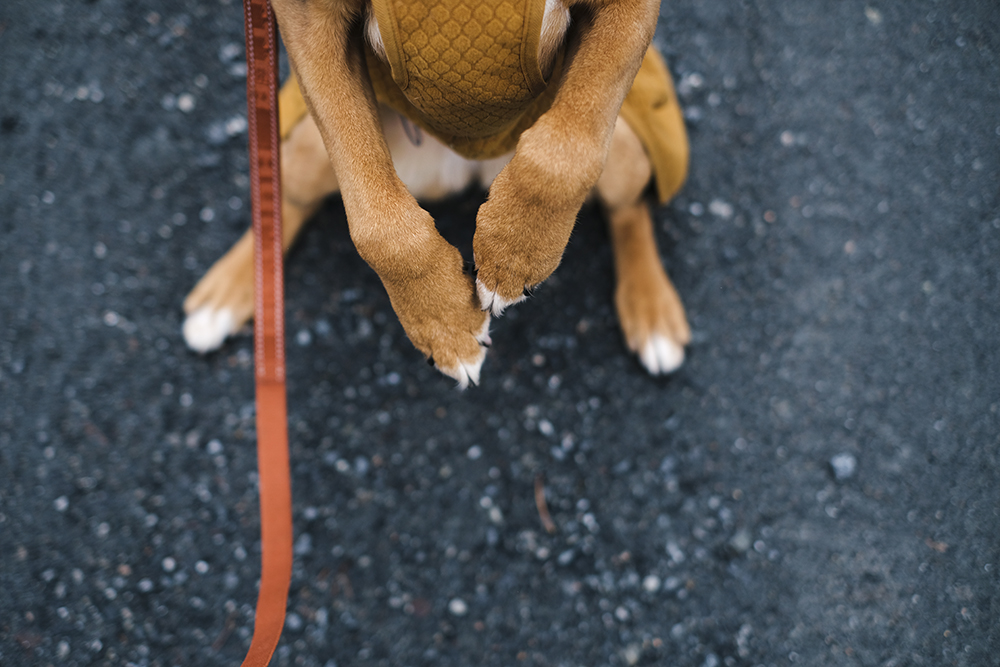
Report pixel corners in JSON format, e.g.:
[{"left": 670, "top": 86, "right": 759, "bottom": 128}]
[{"left": 183, "top": 0, "right": 691, "bottom": 387}]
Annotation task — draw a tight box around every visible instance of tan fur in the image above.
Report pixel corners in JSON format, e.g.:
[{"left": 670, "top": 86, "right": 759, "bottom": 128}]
[
  {"left": 598, "top": 120, "right": 691, "bottom": 363},
  {"left": 184, "top": 0, "right": 690, "bottom": 383}
]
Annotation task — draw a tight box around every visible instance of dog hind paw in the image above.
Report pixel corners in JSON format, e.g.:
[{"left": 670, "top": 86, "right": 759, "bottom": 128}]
[
  {"left": 182, "top": 307, "right": 237, "bottom": 353},
  {"left": 638, "top": 334, "right": 685, "bottom": 375}
]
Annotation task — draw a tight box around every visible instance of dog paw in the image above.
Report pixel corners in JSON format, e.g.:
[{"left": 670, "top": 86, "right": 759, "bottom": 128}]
[
  {"left": 376, "top": 234, "right": 495, "bottom": 388},
  {"left": 615, "top": 270, "right": 691, "bottom": 376},
  {"left": 637, "top": 334, "right": 685, "bottom": 375},
  {"left": 428, "top": 316, "right": 492, "bottom": 389},
  {"left": 475, "top": 279, "right": 529, "bottom": 317},
  {"left": 183, "top": 307, "right": 238, "bottom": 353},
  {"left": 182, "top": 231, "right": 254, "bottom": 353}
]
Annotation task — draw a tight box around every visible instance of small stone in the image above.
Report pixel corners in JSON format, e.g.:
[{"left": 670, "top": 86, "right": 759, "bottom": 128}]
[
  {"left": 448, "top": 598, "right": 468, "bottom": 616},
  {"left": 709, "top": 199, "right": 734, "bottom": 219},
  {"left": 293, "top": 533, "right": 313, "bottom": 556},
  {"left": 729, "top": 529, "right": 752, "bottom": 553},
  {"left": 219, "top": 42, "right": 242, "bottom": 62},
  {"left": 830, "top": 453, "right": 857, "bottom": 480},
  {"left": 54, "top": 496, "right": 69, "bottom": 512},
  {"left": 225, "top": 115, "right": 247, "bottom": 136},
  {"left": 467, "top": 445, "right": 482, "bottom": 460},
  {"left": 162, "top": 557, "right": 176, "bottom": 573},
  {"left": 642, "top": 574, "right": 662, "bottom": 593}
]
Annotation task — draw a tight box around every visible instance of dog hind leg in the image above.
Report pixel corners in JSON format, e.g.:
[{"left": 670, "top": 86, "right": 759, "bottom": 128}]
[
  {"left": 596, "top": 117, "right": 690, "bottom": 375},
  {"left": 183, "top": 114, "right": 338, "bottom": 352}
]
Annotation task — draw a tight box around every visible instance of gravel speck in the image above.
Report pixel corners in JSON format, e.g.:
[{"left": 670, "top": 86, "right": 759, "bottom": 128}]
[
  {"left": 448, "top": 598, "right": 468, "bottom": 616},
  {"left": 729, "top": 529, "right": 752, "bottom": 553},
  {"left": 830, "top": 453, "right": 857, "bottom": 481}
]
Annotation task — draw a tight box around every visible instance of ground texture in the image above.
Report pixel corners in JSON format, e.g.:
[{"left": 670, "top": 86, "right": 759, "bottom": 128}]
[{"left": 1, "top": 1, "right": 999, "bottom": 666}]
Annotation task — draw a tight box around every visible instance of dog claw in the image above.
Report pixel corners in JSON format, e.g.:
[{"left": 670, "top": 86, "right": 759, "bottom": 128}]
[
  {"left": 425, "top": 314, "right": 491, "bottom": 389},
  {"left": 476, "top": 278, "right": 528, "bottom": 317}
]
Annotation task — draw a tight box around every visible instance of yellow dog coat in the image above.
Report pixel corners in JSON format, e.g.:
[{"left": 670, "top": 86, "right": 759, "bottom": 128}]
[{"left": 279, "top": 0, "right": 688, "bottom": 203}]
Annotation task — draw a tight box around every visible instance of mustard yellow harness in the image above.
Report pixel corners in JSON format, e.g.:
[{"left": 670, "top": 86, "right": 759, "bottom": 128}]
[{"left": 279, "top": 0, "right": 688, "bottom": 203}]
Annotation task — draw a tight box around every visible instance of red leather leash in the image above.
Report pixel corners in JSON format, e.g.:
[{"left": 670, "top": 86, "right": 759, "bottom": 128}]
[{"left": 240, "top": 1, "right": 292, "bottom": 665}]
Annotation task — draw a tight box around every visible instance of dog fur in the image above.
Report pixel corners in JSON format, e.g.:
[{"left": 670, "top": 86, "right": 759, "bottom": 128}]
[{"left": 183, "top": 0, "right": 690, "bottom": 387}]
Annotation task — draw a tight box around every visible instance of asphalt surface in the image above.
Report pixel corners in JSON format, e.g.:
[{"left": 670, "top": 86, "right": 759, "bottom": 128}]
[{"left": 2, "top": 1, "right": 999, "bottom": 666}]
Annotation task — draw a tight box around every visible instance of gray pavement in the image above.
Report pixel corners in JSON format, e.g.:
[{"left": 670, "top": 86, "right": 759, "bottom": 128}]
[{"left": 2, "top": 1, "right": 999, "bottom": 666}]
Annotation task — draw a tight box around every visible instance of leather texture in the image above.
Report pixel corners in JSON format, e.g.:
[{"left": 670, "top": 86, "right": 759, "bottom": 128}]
[{"left": 240, "top": 1, "right": 293, "bottom": 666}]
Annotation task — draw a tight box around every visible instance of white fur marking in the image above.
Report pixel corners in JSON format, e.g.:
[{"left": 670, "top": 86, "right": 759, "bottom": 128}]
[
  {"left": 183, "top": 307, "right": 236, "bottom": 353},
  {"left": 538, "top": 0, "right": 571, "bottom": 74},
  {"left": 476, "top": 279, "right": 527, "bottom": 317},
  {"left": 434, "top": 316, "right": 492, "bottom": 389},
  {"left": 639, "top": 335, "right": 685, "bottom": 375},
  {"left": 475, "top": 315, "right": 492, "bottom": 348},
  {"left": 365, "top": 12, "right": 387, "bottom": 61}
]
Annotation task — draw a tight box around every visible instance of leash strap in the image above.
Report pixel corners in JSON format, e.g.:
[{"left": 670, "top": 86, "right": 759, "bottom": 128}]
[{"left": 241, "top": 1, "right": 292, "bottom": 665}]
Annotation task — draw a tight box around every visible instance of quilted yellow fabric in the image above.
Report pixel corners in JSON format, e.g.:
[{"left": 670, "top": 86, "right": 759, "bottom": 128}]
[
  {"left": 619, "top": 47, "right": 689, "bottom": 203},
  {"left": 277, "top": 6, "right": 688, "bottom": 203},
  {"left": 369, "top": 0, "right": 549, "bottom": 139}
]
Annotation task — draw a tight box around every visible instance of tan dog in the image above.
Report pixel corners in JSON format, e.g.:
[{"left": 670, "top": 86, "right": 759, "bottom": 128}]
[{"left": 183, "top": 0, "right": 691, "bottom": 387}]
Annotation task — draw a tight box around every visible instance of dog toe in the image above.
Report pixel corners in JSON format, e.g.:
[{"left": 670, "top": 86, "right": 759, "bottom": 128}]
[
  {"left": 431, "top": 316, "right": 491, "bottom": 389},
  {"left": 183, "top": 307, "right": 236, "bottom": 353},
  {"left": 476, "top": 278, "right": 527, "bottom": 316},
  {"left": 638, "top": 334, "right": 685, "bottom": 375},
  {"left": 434, "top": 345, "right": 487, "bottom": 389}
]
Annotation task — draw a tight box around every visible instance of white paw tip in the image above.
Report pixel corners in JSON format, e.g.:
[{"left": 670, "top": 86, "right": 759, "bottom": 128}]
[
  {"left": 182, "top": 307, "right": 236, "bottom": 353},
  {"left": 639, "top": 335, "right": 685, "bottom": 375},
  {"left": 438, "top": 346, "right": 487, "bottom": 390},
  {"left": 476, "top": 315, "right": 492, "bottom": 347},
  {"left": 476, "top": 279, "right": 526, "bottom": 317}
]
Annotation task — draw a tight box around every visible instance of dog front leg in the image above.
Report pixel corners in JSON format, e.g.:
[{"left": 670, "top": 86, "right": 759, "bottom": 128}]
[
  {"left": 474, "top": 0, "right": 660, "bottom": 315},
  {"left": 272, "top": 0, "right": 490, "bottom": 386}
]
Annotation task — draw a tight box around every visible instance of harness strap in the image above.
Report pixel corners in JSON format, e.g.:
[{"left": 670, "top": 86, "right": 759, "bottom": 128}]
[{"left": 240, "top": 1, "right": 292, "bottom": 665}]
